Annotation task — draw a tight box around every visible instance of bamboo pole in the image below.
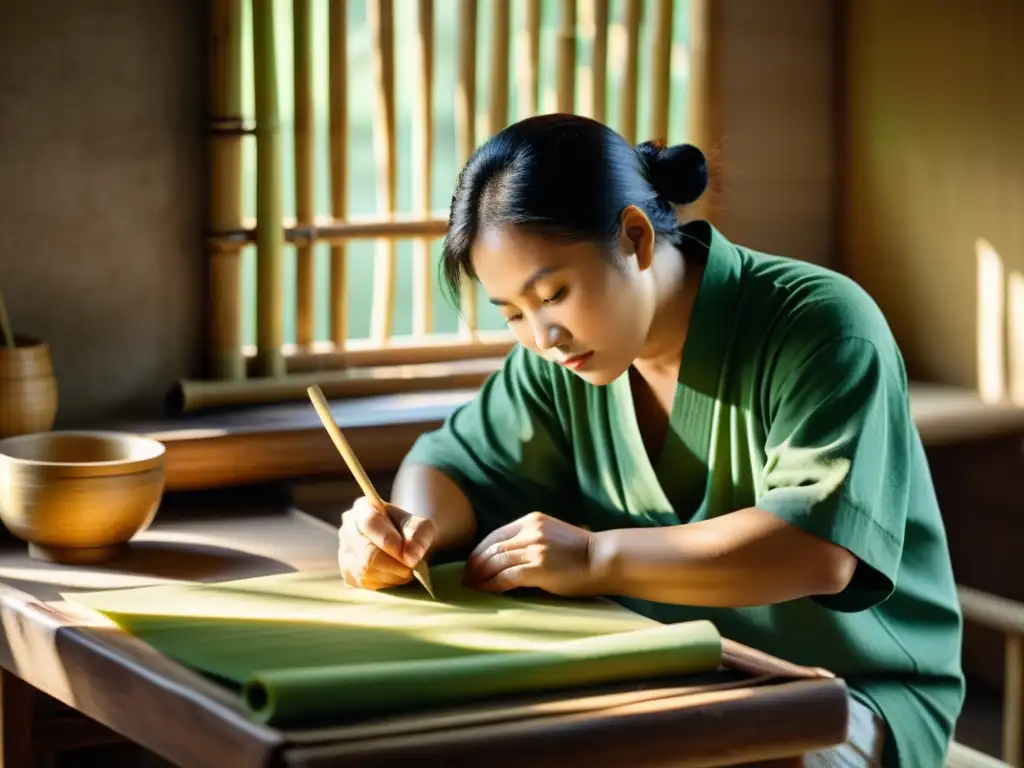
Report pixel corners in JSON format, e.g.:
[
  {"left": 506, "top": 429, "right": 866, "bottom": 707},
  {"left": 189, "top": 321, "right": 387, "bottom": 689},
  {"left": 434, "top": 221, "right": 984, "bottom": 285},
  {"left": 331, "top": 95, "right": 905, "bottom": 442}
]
[
  {"left": 590, "top": 0, "right": 609, "bottom": 123},
  {"left": 487, "top": 0, "right": 510, "bottom": 136},
  {"left": 618, "top": 0, "right": 642, "bottom": 144},
  {"left": 649, "top": 0, "right": 673, "bottom": 142},
  {"left": 210, "top": 215, "right": 450, "bottom": 250},
  {"left": 456, "top": 0, "right": 478, "bottom": 339},
  {"left": 208, "top": 0, "right": 245, "bottom": 380},
  {"left": 686, "top": 0, "right": 718, "bottom": 221},
  {"left": 243, "top": 332, "right": 516, "bottom": 376},
  {"left": 556, "top": 0, "right": 577, "bottom": 114},
  {"left": 168, "top": 357, "right": 503, "bottom": 414},
  {"left": 252, "top": 0, "right": 286, "bottom": 377},
  {"left": 518, "top": 0, "right": 541, "bottom": 119},
  {"left": 328, "top": 0, "right": 349, "bottom": 347},
  {"left": 412, "top": 0, "right": 435, "bottom": 338},
  {"left": 369, "top": 0, "right": 397, "bottom": 345},
  {"left": 294, "top": 0, "right": 315, "bottom": 348}
]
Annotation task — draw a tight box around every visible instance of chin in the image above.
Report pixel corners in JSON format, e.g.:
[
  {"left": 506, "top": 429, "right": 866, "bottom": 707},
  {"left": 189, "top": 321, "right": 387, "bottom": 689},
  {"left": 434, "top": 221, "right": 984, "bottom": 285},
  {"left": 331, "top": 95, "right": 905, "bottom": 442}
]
[{"left": 573, "top": 363, "right": 627, "bottom": 387}]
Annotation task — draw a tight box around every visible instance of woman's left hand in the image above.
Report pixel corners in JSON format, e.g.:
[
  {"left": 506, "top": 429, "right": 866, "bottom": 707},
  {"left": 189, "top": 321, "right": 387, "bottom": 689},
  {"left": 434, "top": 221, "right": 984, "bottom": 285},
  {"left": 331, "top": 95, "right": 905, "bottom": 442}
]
[{"left": 462, "top": 512, "right": 599, "bottom": 596}]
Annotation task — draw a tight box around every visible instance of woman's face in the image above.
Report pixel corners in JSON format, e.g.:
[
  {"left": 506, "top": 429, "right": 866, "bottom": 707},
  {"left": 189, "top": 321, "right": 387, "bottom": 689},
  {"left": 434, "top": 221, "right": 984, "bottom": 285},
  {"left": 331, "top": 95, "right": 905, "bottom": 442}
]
[{"left": 470, "top": 212, "right": 657, "bottom": 386}]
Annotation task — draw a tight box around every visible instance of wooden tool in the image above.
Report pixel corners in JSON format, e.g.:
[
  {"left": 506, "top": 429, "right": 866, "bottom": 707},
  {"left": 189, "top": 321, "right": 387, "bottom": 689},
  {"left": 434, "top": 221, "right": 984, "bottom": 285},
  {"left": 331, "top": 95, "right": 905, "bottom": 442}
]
[{"left": 306, "top": 385, "right": 436, "bottom": 599}]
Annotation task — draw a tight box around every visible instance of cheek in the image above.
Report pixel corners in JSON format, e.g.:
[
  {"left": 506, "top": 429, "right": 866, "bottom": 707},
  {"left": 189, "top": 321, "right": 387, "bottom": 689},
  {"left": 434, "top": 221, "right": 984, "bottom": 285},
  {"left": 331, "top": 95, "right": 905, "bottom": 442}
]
[
  {"left": 509, "top": 323, "right": 539, "bottom": 351},
  {"left": 578, "top": 274, "right": 646, "bottom": 340}
]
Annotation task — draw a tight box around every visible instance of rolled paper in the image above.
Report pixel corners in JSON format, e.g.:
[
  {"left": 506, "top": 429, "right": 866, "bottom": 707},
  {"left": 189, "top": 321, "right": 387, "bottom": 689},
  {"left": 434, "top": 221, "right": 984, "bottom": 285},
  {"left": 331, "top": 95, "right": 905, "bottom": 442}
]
[
  {"left": 66, "top": 562, "right": 722, "bottom": 728},
  {"left": 241, "top": 619, "right": 721, "bottom": 726}
]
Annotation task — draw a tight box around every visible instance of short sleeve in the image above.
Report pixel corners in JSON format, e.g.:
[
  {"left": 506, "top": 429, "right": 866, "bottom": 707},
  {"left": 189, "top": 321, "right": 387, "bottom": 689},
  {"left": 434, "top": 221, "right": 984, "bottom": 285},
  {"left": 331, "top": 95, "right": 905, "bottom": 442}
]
[
  {"left": 403, "top": 344, "right": 578, "bottom": 540},
  {"left": 756, "top": 336, "right": 911, "bottom": 613}
]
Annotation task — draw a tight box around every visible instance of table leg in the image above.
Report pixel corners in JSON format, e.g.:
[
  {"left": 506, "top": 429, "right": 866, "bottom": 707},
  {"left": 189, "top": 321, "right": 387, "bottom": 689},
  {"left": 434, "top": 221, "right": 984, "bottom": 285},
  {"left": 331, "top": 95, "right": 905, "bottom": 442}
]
[{"left": 0, "top": 668, "right": 37, "bottom": 767}]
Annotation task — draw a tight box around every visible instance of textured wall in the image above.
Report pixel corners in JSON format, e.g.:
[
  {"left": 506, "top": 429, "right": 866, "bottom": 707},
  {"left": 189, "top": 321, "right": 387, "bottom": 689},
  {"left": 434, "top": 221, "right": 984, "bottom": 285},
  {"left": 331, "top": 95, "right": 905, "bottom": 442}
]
[
  {"left": 711, "top": 0, "right": 839, "bottom": 268},
  {"left": 0, "top": 1, "right": 206, "bottom": 425}
]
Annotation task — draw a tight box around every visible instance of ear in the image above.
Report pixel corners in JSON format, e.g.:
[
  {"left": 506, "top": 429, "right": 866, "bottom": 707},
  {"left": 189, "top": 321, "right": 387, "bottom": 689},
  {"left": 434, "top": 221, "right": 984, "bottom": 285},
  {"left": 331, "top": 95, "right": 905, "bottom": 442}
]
[{"left": 618, "top": 205, "right": 656, "bottom": 271}]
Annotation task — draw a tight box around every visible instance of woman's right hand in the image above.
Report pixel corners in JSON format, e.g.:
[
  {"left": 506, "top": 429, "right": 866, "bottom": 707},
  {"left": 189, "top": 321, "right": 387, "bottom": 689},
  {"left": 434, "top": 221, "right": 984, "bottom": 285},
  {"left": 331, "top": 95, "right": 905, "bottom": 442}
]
[{"left": 338, "top": 497, "right": 437, "bottom": 590}]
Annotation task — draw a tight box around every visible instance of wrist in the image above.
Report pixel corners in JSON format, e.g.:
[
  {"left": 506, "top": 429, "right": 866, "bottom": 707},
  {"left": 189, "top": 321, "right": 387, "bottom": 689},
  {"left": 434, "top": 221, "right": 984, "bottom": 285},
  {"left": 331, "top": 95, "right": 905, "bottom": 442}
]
[{"left": 586, "top": 530, "right": 621, "bottom": 595}]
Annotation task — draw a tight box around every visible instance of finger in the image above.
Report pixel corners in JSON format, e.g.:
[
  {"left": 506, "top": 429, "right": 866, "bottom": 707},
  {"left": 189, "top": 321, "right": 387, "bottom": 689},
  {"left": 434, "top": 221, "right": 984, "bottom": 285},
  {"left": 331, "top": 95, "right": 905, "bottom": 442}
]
[
  {"left": 360, "top": 569, "right": 412, "bottom": 591},
  {"left": 465, "top": 522, "right": 527, "bottom": 583},
  {"left": 338, "top": 546, "right": 361, "bottom": 588},
  {"left": 398, "top": 514, "right": 436, "bottom": 567},
  {"left": 464, "top": 538, "right": 531, "bottom": 586},
  {"left": 466, "top": 519, "right": 526, "bottom": 570},
  {"left": 362, "top": 537, "right": 413, "bottom": 580},
  {"left": 352, "top": 502, "right": 405, "bottom": 563},
  {"left": 340, "top": 522, "right": 411, "bottom": 580},
  {"left": 476, "top": 564, "right": 536, "bottom": 593},
  {"left": 339, "top": 542, "right": 410, "bottom": 589}
]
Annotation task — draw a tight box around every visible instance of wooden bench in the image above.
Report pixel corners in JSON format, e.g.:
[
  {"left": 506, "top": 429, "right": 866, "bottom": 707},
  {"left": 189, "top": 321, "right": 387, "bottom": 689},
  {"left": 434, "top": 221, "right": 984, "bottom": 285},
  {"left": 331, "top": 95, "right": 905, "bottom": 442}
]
[{"left": 949, "top": 586, "right": 1024, "bottom": 767}]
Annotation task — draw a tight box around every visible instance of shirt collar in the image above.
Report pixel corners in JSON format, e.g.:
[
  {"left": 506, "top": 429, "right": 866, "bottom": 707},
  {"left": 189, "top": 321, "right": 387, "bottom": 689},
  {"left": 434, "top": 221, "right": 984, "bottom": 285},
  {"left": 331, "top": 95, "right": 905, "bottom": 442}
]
[{"left": 677, "top": 219, "right": 745, "bottom": 398}]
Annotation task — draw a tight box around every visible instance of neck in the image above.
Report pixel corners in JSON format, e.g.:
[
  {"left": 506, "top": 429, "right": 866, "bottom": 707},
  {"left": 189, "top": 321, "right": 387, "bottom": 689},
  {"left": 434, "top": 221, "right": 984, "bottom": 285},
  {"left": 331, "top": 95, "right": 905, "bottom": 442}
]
[{"left": 635, "top": 243, "right": 702, "bottom": 372}]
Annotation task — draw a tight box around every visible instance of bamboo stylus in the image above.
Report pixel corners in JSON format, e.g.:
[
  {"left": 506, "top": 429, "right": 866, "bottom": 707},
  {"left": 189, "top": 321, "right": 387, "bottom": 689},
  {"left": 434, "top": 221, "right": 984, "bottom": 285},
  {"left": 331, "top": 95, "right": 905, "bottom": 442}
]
[{"left": 306, "top": 385, "right": 436, "bottom": 600}]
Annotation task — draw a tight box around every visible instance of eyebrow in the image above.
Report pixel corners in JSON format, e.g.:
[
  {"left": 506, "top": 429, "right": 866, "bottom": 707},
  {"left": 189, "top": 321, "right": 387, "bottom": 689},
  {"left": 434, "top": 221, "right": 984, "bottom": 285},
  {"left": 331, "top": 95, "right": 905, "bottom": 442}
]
[{"left": 488, "top": 266, "right": 562, "bottom": 306}]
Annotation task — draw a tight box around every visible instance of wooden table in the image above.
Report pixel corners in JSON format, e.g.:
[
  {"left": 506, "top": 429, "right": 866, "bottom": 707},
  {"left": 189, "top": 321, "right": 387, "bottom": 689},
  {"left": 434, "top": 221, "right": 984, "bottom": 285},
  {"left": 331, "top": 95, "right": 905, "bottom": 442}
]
[{"left": 0, "top": 496, "right": 852, "bottom": 767}]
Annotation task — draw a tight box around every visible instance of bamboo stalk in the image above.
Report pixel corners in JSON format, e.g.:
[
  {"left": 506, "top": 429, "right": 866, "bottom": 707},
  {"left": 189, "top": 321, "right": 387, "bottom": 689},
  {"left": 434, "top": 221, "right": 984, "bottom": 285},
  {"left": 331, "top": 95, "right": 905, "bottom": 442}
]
[
  {"left": 686, "top": 0, "right": 718, "bottom": 221},
  {"left": 210, "top": 215, "right": 450, "bottom": 250},
  {"left": 590, "top": 0, "right": 609, "bottom": 123},
  {"left": 168, "top": 357, "right": 503, "bottom": 414},
  {"left": 252, "top": 0, "right": 286, "bottom": 377},
  {"left": 369, "top": 0, "right": 397, "bottom": 345},
  {"left": 649, "top": 0, "right": 673, "bottom": 142},
  {"left": 456, "top": 0, "right": 478, "bottom": 339},
  {"left": 487, "top": 0, "right": 510, "bottom": 136},
  {"left": 518, "top": 0, "right": 541, "bottom": 119},
  {"left": 328, "top": 0, "right": 349, "bottom": 347},
  {"left": 618, "top": 0, "right": 642, "bottom": 144},
  {"left": 243, "top": 332, "right": 516, "bottom": 376},
  {"left": 556, "top": 0, "right": 577, "bottom": 114},
  {"left": 294, "top": 0, "right": 315, "bottom": 348},
  {"left": 412, "top": 0, "right": 435, "bottom": 338},
  {"left": 207, "top": 0, "right": 245, "bottom": 380}
]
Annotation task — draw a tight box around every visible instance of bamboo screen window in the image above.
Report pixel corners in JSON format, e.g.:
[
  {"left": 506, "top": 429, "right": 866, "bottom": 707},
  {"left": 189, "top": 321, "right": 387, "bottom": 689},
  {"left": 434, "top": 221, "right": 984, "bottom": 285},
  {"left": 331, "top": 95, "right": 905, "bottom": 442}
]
[{"left": 196, "top": 0, "right": 704, "bottom": 413}]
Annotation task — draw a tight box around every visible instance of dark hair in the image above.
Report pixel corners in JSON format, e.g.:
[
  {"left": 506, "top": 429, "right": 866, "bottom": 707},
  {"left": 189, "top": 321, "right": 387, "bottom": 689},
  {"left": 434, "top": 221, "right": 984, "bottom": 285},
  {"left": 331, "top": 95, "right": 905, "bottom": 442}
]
[{"left": 441, "top": 113, "right": 709, "bottom": 304}]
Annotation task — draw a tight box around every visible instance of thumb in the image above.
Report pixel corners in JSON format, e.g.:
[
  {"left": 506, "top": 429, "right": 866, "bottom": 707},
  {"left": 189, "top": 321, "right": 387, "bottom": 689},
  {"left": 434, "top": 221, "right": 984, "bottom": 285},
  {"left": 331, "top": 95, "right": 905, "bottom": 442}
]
[{"left": 394, "top": 509, "right": 436, "bottom": 567}]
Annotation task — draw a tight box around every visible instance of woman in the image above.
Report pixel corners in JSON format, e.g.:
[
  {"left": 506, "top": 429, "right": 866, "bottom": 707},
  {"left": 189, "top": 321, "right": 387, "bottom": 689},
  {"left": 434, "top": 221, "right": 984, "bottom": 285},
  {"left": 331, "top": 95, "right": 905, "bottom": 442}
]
[{"left": 336, "top": 114, "right": 965, "bottom": 767}]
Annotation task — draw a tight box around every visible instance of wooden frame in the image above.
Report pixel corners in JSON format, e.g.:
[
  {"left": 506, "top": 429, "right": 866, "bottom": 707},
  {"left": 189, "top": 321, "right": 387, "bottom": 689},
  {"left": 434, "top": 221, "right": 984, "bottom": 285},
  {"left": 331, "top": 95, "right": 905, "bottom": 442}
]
[
  {"left": 954, "top": 587, "right": 1024, "bottom": 767},
  {"left": 190, "top": 0, "right": 716, "bottom": 413}
]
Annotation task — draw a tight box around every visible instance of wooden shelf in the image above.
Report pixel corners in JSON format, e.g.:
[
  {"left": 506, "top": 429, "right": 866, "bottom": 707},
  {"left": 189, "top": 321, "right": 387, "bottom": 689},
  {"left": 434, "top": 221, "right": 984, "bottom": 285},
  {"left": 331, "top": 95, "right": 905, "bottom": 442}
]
[
  {"left": 110, "top": 382, "right": 1024, "bottom": 492},
  {"left": 115, "top": 389, "right": 478, "bottom": 491}
]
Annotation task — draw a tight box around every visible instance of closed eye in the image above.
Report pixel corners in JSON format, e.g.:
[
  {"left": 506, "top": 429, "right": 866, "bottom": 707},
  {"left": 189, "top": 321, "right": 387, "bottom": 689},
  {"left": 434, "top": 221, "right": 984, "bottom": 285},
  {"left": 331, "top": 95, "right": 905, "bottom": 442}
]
[{"left": 503, "top": 287, "right": 567, "bottom": 325}]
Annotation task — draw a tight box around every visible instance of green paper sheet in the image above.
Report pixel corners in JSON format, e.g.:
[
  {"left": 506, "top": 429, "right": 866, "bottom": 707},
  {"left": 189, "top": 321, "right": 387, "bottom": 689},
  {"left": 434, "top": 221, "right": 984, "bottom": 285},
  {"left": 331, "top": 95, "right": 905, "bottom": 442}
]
[{"left": 65, "top": 563, "right": 721, "bottom": 727}]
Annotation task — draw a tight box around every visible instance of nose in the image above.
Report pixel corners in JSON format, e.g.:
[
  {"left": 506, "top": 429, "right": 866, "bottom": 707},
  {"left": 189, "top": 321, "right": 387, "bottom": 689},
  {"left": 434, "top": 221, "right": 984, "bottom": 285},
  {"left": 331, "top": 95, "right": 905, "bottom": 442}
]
[{"left": 531, "top": 317, "right": 567, "bottom": 351}]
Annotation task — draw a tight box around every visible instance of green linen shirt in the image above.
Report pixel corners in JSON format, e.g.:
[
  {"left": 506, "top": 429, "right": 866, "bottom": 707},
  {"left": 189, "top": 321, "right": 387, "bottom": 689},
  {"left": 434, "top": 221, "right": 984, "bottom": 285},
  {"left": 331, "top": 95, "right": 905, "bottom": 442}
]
[{"left": 405, "top": 220, "right": 965, "bottom": 766}]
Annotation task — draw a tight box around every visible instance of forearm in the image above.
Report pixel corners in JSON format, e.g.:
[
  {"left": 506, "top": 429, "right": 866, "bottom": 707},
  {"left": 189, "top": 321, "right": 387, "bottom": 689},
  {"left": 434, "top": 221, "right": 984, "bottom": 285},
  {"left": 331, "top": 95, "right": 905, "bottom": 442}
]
[
  {"left": 590, "top": 507, "right": 857, "bottom": 607},
  {"left": 390, "top": 460, "right": 477, "bottom": 553}
]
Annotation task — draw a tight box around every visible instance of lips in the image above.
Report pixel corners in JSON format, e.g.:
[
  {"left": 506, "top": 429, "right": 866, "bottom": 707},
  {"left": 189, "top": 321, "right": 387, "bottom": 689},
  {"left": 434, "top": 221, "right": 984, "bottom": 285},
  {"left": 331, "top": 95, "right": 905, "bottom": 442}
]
[{"left": 558, "top": 351, "right": 594, "bottom": 371}]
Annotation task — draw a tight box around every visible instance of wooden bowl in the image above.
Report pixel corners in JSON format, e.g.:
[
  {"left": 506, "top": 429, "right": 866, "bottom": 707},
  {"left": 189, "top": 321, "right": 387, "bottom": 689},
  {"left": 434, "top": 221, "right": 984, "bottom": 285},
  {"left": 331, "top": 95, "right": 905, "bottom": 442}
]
[
  {"left": 0, "top": 335, "right": 59, "bottom": 439},
  {"left": 0, "top": 431, "right": 166, "bottom": 564}
]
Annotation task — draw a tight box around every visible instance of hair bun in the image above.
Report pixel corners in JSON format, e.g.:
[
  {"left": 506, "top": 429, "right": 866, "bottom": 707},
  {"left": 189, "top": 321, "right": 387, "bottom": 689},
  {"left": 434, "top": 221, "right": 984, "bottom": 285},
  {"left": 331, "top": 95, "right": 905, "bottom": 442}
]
[{"left": 636, "top": 140, "right": 708, "bottom": 205}]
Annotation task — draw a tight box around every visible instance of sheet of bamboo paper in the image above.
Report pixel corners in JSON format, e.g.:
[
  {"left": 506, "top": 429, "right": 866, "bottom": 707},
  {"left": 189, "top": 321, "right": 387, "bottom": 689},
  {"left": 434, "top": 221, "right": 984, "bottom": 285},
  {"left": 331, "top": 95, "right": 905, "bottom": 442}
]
[{"left": 65, "top": 562, "right": 722, "bottom": 728}]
